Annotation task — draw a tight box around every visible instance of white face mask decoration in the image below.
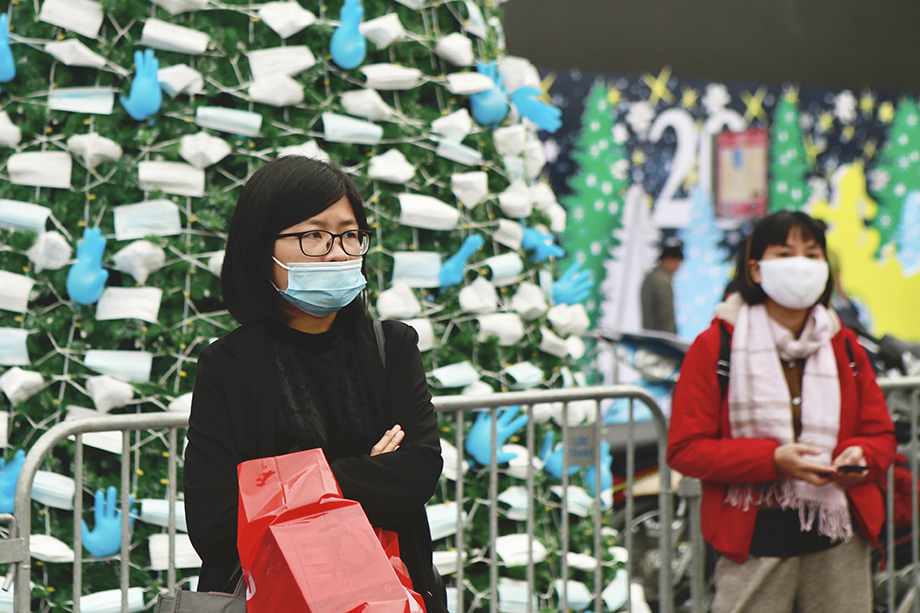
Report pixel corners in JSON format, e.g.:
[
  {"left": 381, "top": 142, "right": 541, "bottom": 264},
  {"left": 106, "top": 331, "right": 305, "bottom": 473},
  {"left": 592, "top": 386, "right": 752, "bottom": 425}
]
[{"left": 757, "top": 256, "right": 829, "bottom": 310}]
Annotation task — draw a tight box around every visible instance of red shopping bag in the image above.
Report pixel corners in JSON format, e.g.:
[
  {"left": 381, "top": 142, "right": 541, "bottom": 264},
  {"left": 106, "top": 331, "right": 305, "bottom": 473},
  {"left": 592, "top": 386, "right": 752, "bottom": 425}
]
[
  {"left": 375, "top": 529, "right": 426, "bottom": 613},
  {"left": 237, "top": 448, "right": 415, "bottom": 613}
]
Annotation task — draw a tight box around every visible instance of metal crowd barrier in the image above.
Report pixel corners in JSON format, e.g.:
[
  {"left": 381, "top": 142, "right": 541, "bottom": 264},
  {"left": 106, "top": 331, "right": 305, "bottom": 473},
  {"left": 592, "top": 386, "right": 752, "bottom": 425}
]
[
  {"left": 1, "top": 384, "right": 673, "bottom": 613},
  {"left": 678, "top": 375, "right": 920, "bottom": 613}
]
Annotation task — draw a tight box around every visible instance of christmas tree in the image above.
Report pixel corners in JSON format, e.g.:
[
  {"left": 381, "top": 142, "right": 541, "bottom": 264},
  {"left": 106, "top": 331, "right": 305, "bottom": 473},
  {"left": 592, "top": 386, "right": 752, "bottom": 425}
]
[
  {"left": 0, "top": 0, "right": 618, "bottom": 609},
  {"left": 868, "top": 97, "right": 920, "bottom": 257},
  {"left": 560, "top": 80, "right": 629, "bottom": 320},
  {"left": 768, "top": 93, "right": 812, "bottom": 212}
]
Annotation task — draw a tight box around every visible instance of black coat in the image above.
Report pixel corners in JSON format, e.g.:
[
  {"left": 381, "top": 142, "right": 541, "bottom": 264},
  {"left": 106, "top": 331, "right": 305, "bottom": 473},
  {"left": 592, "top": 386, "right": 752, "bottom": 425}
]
[{"left": 184, "top": 312, "right": 446, "bottom": 611}]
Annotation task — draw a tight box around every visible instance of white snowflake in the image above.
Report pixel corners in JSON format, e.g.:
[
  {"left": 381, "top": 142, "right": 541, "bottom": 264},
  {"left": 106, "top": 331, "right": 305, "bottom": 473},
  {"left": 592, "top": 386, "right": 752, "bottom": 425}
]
[
  {"left": 611, "top": 159, "right": 630, "bottom": 180},
  {"left": 594, "top": 199, "right": 604, "bottom": 211},
  {"left": 590, "top": 241, "right": 602, "bottom": 256},
  {"left": 899, "top": 134, "right": 909, "bottom": 146},
  {"left": 586, "top": 174, "right": 597, "bottom": 187},
  {"left": 702, "top": 83, "right": 730, "bottom": 115},
  {"left": 834, "top": 90, "right": 857, "bottom": 124},
  {"left": 597, "top": 139, "right": 609, "bottom": 152},
  {"left": 597, "top": 99, "right": 609, "bottom": 112},
  {"left": 895, "top": 183, "right": 907, "bottom": 197},
  {"left": 543, "top": 138, "right": 560, "bottom": 164},
  {"left": 777, "top": 181, "right": 789, "bottom": 193},
  {"left": 868, "top": 169, "right": 890, "bottom": 191},
  {"left": 590, "top": 120, "right": 601, "bottom": 132},
  {"left": 575, "top": 251, "right": 587, "bottom": 264},
  {"left": 608, "top": 201, "right": 620, "bottom": 215},
  {"left": 899, "top": 156, "right": 911, "bottom": 170},
  {"left": 908, "top": 113, "right": 919, "bottom": 127},
  {"left": 589, "top": 143, "right": 602, "bottom": 158},
  {"left": 573, "top": 206, "right": 585, "bottom": 222},
  {"left": 626, "top": 101, "right": 655, "bottom": 138},
  {"left": 800, "top": 113, "right": 815, "bottom": 130},
  {"left": 791, "top": 188, "right": 803, "bottom": 201},
  {"left": 778, "top": 131, "right": 789, "bottom": 142},
  {"left": 601, "top": 181, "right": 613, "bottom": 195},
  {"left": 613, "top": 123, "right": 629, "bottom": 144},
  {"left": 807, "top": 177, "right": 829, "bottom": 202},
  {"left": 880, "top": 213, "right": 892, "bottom": 228}
]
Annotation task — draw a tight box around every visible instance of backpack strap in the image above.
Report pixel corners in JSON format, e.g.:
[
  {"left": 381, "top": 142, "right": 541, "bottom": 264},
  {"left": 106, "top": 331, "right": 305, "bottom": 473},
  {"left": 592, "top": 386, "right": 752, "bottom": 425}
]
[
  {"left": 373, "top": 319, "right": 386, "bottom": 370},
  {"left": 844, "top": 337, "right": 858, "bottom": 377},
  {"left": 717, "top": 321, "right": 731, "bottom": 400}
]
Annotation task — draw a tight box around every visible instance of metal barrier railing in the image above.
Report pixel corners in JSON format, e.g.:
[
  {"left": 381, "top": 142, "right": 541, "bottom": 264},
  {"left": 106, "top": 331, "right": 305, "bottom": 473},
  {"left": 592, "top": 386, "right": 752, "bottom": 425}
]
[
  {"left": 678, "top": 375, "right": 920, "bottom": 613},
  {"left": 2, "top": 384, "right": 673, "bottom": 613}
]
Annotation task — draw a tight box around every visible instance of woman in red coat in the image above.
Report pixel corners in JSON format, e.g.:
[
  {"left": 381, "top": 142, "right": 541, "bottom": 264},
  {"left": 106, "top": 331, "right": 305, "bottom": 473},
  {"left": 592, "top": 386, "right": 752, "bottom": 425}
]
[{"left": 667, "top": 211, "right": 896, "bottom": 613}]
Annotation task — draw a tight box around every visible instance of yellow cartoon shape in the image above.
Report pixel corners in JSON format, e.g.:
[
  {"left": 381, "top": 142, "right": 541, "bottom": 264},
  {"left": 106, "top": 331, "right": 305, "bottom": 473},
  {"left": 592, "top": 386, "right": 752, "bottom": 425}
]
[{"left": 810, "top": 163, "right": 919, "bottom": 341}]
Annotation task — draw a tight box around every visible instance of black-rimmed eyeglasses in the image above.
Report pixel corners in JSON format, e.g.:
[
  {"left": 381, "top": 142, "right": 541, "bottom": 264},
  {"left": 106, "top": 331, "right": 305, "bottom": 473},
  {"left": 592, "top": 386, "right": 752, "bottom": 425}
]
[{"left": 275, "top": 229, "right": 373, "bottom": 257}]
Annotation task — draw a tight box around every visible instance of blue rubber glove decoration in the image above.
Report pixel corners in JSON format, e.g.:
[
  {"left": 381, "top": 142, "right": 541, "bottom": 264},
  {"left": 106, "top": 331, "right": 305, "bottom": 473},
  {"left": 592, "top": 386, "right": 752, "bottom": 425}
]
[
  {"left": 330, "top": 0, "right": 366, "bottom": 70},
  {"left": 584, "top": 440, "right": 613, "bottom": 497},
  {"left": 552, "top": 262, "right": 594, "bottom": 306},
  {"left": 67, "top": 227, "right": 109, "bottom": 306},
  {"left": 0, "top": 14, "right": 15, "bottom": 86},
  {"left": 120, "top": 49, "right": 162, "bottom": 122},
  {"left": 469, "top": 61, "right": 509, "bottom": 127},
  {"left": 439, "top": 234, "right": 484, "bottom": 288},
  {"left": 0, "top": 449, "right": 26, "bottom": 514},
  {"left": 465, "top": 406, "right": 528, "bottom": 467},
  {"left": 510, "top": 86, "right": 562, "bottom": 133},
  {"left": 82, "top": 486, "right": 134, "bottom": 558},
  {"left": 521, "top": 225, "right": 565, "bottom": 262},
  {"left": 540, "top": 431, "right": 579, "bottom": 479}
]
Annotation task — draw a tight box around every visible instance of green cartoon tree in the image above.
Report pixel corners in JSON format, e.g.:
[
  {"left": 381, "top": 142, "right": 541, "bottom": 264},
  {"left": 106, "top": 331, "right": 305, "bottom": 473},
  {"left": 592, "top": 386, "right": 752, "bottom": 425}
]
[{"left": 769, "top": 93, "right": 812, "bottom": 212}]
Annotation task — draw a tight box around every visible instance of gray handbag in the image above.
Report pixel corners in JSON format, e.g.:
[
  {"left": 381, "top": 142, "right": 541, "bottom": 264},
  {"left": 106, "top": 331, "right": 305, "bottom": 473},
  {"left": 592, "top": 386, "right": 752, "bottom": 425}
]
[{"left": 154, "top": 575, "right": 246, "bottom": 613}]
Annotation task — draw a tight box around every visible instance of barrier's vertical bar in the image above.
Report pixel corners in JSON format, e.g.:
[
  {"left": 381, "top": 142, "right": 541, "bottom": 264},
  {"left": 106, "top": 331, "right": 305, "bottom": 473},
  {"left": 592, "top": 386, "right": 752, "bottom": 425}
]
[
  {"left": 683, "top": 478, "right": 704, "bottom": 613},
  {"left": 594, "top": 401, "right": 603, "bottom": 613},
  {"left": 73, "top": 434, "right": 84, "bottom": 613},
  {"left": 657, "top": 408, "right": 674, "bottom": 613},
  {"left": 525, "top": 404, "right": 535, "bottom": 613},
  {"left": 121, "top": 430, "right": 131, "bottom": 612},
  {"left": 625, "top": 396, "right": 635, "bottom": 613},
  {"left": 489, "top": 407, "right": 498, "bottom": 613},
  {"left": 561, "top": 402, "right": 570, "bottom": 612},
  {"left": 455, "top": 409, "right": 465, "bottom": 613},
  {"left": 912, "top": 388, "right": 919, "bottom": 613},
  {"left": 168, "top": 427, "right": 178, "bottom": 591},
  {"left": 887, "top": 464, "right": 895, "bottom": 613}
]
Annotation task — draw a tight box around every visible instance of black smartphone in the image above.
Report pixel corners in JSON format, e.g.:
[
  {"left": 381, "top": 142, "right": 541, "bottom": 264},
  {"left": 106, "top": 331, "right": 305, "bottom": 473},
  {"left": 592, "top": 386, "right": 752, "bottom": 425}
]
[{"left": 838, "top": 465, "right": 870, "bottom": 473}]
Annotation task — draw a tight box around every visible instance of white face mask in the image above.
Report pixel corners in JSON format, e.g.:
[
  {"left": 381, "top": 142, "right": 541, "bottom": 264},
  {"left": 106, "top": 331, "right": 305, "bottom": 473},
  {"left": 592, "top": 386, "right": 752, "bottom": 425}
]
[{"left": 757, "top": 256, "right": 829, "bottom": 310}]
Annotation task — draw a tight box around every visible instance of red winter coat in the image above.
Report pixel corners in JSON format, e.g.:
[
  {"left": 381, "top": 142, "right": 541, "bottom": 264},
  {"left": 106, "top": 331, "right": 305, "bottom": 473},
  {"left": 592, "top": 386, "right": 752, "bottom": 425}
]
[{"left": 667, "top": 319, "right": 897, "bottom": 563}]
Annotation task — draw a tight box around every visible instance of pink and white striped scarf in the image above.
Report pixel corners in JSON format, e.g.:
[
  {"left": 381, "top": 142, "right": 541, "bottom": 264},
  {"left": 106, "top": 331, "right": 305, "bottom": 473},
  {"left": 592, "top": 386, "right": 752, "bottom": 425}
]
[{"left": 723, "top": 298, "right": 851, "bottom": 542}]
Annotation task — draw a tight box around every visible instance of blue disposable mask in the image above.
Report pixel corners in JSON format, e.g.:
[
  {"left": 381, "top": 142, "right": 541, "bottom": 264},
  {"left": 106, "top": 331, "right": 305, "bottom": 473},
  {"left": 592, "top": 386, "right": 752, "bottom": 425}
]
[{"left": 273, "top": 258, "right": 367, "bottom": 317}]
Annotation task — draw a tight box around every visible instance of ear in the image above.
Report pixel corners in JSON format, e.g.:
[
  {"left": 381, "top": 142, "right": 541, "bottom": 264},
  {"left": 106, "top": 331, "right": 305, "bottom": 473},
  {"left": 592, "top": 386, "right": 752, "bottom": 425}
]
[{"left": 748, "top": 259, "right": 762, "bottom": 285}]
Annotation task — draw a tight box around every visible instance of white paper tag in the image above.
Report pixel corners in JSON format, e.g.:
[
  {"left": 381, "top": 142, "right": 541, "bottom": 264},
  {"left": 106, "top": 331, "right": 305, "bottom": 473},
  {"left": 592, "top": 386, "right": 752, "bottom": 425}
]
[
  {"left": 138, "top": 161, "right": 205, "bottom": 197},
  {"left": 431, "top": 109, "right": 472, "bottom": 143},
  {"left": 493, "top": 218, "right": 524, "bottom": 250},
  {"left": 141, "top": 19, "right": 210, "bottom": 55},
  {"left": 498, "top": 180, "right": 534, "bottom": 218},
  {"left": 84, "top": 350, "right": 153, "bottom": 383},
  {"left": 180, "top": 132, "right": 231, "bottom": 169},
  {"left": 401, "top": 318, "right": 434, "bottom": 352},
  {"left": 44, "top": 39, "right": 107, "bottom": 68},
  {"left": 512, "top": 282, "right": 547, "bottom": 320},
  {"left": 33, "top": 471, "right": 75, "bottom": 510},
  {"left": 249, "top": 74, "right": 304, "bottom": 108},
  {"left": 376, "top": 282, "right": 421, "bottom": 320},
  {"left": 445, "top": 72, "right": 494, "bottom": 95},
  {"left": 257, "top": 2, "right": 316, "bottom": 39},
  {"left": 504, "top": 361, "right": 545, "bottom": 389},
  {"left": 0, "top": 271, "right": 35, "bottom": 314},
  {"left": 340, "top": 89, "right": 395, "bottom": 122},
  {"left": 7, "top": 152, "right": 73, "bottom": 189},
  {"left": 247, "top": 46, "right": 316, "bottom": 80},
  {"left": 149, "top": 534, "right": 202, "bottom": 570},
  {"left": 0, "top": 328, "right": 31, "bottom": 366},
  {"left": 67, "top": 133, "right": 123, "bottom": 169},
  {"left": 0, "top": 368, "right": 44, "bottom": 405},
  {"left": 195, "top": 106, "right": 262, "bottom": 137},
  {"left": 95, "top": 287, "right": 163, "bottom": 324},
  {"left": 39, "top": 0, "right": 104, "bottom": 38},
  {"left": 47, "top": 87, "right": 115, "bottom": 115},
  {"left": 322, "top": 113, "right": 383, "bottom": 145},
  {"left": 65, "top": 406, "right": 123, "bottom": 453},
  {"left": 391, "top": 251, "right": 442, "bottom": 288},
  {"left": 459, "top": 276, "right": 497, "bottom": 313},
  {"left": 450, "top": 171, "right": 488, "bottom": 208},
  {"left": 112, "top": 240, "right": 166, "bottom": 284},
  {"left": 158, "top": 64, "right": 205, "bottom": 98},
  {"left": 113, "top": 200, "right": 182, "bottom": 241},
  {"left": 368, "top": 149, "right": 416, "bottom": 184},
  {"left": 482, "top": 253, "right": 524, "bottom": 286},
  {"left": 360, "top": 63, "right": 422, "bottom": 90},
  {"left": 435, "top": 139, "right": 483, "bottom": 166},
  {"left": 397, "top": 194, "right": 459, "bottom": 230},
  {"left": 435, "top": 33, "right": 474, "bottom": 67},
  {"left": 477, "top": 312, "right": 524, "bottom": 346},
  {"left": 138, "top": 498, "right": 188, "bottom": 532},
  {"left": 29, "top": 534, "right": 74, "bottom": 563},
  {"left": 27, "top": 231, "right": 72, "bottom": 272},
  {"left": 431, "top": 361, "right": 480, "bottom": 388}
]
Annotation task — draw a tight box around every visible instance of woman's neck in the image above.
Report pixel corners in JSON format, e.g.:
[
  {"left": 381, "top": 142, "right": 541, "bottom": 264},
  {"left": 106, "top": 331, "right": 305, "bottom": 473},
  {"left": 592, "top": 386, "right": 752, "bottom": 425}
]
[
  {"left": 764, "top": 299, "right": 810, "bottom": 337},
  {"left": 284, "top": 309, "right": 337, "bottom": 334}
]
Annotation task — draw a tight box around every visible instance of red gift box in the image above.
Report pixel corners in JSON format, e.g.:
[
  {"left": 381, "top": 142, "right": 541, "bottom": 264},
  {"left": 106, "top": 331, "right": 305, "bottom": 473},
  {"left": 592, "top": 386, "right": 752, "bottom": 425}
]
[{"left": 238, "top": 448, "right": 424, "bottom": 613}]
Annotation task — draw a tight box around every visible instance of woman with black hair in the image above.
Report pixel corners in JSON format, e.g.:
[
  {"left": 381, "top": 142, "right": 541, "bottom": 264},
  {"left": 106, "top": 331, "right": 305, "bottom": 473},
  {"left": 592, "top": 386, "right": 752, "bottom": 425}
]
[
  {"left": 667, "top": 210, "right": 896, "bottom": 612},
  {"left": 184, "top": 155, "right": 446, "bottom": 612}
]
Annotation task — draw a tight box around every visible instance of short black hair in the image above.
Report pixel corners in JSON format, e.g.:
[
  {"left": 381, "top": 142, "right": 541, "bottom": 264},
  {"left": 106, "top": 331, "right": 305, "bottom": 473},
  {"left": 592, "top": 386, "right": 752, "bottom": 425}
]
[
  {"left": 221, "top": 155, "right": 370, "bottom": 327},
  {"left": 733, "top": 210, "right": 833, "bottom": 306}
]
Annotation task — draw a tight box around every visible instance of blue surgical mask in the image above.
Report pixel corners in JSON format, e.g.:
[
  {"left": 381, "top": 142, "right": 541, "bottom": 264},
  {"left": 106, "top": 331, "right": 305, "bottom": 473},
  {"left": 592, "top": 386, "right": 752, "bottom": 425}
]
[{"left": 273, "top": 258, "right": 367, "bottom": 317}]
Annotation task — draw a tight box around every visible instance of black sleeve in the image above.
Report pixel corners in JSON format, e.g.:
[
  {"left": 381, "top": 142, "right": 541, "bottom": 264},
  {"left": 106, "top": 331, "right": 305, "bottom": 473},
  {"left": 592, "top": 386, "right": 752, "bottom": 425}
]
[
  {"left": 331, "top": 323, "right": 443, "bottom": 528},
  {"left": 183, "top": 343, "right": 241, "bottom": 568}
]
